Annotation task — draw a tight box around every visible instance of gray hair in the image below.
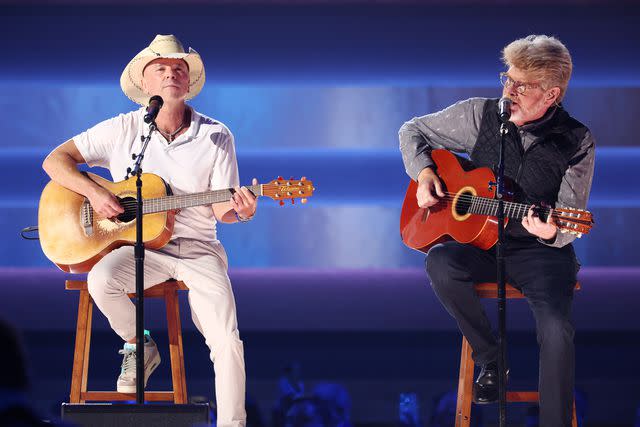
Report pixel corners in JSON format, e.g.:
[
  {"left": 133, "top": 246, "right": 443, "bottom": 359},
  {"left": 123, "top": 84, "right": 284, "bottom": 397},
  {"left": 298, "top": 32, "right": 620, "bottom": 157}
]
[{"left": 502, "top": 35, "right": 573, "bottom": 101}]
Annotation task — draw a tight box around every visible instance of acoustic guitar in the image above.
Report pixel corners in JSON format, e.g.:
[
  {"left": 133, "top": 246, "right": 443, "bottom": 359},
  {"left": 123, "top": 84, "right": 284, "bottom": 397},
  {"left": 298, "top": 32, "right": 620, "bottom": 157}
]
[
  {"left": 38, "top": 172, "right": 315, "bottom": 273},
  {"left": 400, "top": 149, "right": 593, "bottom": 253}
]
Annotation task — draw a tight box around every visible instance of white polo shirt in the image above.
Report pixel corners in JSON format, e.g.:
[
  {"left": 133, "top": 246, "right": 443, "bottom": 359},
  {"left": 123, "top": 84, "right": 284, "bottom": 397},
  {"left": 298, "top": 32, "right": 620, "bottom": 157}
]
[{"left": 73, "top": 106, "right": 240, "bottom": 243}]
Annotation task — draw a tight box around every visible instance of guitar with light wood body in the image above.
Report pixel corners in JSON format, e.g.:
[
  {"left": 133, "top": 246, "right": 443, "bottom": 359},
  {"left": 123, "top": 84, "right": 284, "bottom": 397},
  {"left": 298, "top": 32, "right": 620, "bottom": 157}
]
[{"left": 38, "top": 172, "right": 314, "bottom": 273}]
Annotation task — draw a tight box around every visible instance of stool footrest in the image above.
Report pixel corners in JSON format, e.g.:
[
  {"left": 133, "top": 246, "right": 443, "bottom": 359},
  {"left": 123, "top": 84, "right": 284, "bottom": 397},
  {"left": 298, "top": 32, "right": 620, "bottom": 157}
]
[
  {"left": 506, "top": 391, "right": 539, "bottom": 402},
  {"left": 80, "top": 391, "right": 178, "bottom": 402}
]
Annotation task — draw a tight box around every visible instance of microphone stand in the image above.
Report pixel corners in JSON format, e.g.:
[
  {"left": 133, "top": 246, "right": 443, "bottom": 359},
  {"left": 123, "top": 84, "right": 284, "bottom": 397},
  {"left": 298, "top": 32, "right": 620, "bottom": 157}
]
[
  {"left": 126, "top": 121, "right": 157, "bottom": 404},
  {"left": 496, "top": 119, "right": 509, "bottom": 426}
]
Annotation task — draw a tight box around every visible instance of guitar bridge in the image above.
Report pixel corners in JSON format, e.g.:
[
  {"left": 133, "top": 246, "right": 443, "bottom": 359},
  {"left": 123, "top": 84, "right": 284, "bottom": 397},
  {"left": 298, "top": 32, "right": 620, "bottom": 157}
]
[{"left": 80, "top": 200, "right": 93, "bottom": 236}]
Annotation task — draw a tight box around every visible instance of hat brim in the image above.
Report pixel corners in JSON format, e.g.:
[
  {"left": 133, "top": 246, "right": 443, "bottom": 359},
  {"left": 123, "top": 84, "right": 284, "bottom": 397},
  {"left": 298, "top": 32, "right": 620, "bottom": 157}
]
[{"left": 120, "top": 48, "right": 205, "bottom": 106}]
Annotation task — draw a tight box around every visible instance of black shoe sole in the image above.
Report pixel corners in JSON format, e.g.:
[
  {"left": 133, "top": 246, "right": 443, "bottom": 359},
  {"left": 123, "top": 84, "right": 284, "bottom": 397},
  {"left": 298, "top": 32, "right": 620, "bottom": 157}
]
[
  {"left": 472, "top": 395, "right": 499, "bottom": 405},
  {"left": 472, "top": 386, "right": 498, "bottom": 405}
]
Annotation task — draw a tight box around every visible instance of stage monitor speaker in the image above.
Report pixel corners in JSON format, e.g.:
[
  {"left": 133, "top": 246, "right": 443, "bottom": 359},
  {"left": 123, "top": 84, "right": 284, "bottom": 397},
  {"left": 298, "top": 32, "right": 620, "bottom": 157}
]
[{"left": 61, "top": 403, "right": 210, "bottom": 426}]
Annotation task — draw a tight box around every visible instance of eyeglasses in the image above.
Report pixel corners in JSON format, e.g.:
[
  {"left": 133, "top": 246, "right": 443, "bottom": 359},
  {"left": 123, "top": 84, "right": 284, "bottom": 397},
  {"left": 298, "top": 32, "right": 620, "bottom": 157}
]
[{"left": 499, "top": 72, "right": 543, "bottom": 95}]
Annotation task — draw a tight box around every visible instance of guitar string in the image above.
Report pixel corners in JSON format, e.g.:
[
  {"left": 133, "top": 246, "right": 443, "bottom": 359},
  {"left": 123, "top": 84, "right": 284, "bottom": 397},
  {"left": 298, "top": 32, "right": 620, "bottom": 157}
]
[
  {"left": 423, "top": 195, "right": 590, "bottom": 231},
  {"left": 86, "top": 184, "right": 307, "bottom": 218},
  {"left": 418, "top": 191, "right": 591, "bottom": 224},
  {"left": 99, "top": 185, "right": 264, "bottom": 210},
  {"left": 112, "top": 193, "right": 300, "bottom": 211},
  {"left": 426, "top": 192, "right": 553, "bottom": 217}
]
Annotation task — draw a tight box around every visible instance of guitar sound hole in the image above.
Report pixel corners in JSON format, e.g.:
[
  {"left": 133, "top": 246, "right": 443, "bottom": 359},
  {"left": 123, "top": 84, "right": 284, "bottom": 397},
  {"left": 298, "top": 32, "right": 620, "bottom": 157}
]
[
  {"left": 454, "top": 191, "right": 473, "bottom": 216},
  {"left": 116, "top": 197, "right": 137, "bottom": 223}
]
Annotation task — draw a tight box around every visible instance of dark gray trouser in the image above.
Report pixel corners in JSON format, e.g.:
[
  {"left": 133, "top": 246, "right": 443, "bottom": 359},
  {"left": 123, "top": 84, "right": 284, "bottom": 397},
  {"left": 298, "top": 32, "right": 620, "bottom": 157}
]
[{"left": 425, "top": 240, "right": 578, "bottom": 427}]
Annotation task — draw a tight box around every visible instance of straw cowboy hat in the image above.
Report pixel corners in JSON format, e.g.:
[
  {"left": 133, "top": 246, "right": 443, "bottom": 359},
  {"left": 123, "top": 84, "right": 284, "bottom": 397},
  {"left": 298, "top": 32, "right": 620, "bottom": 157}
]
[{"left": 120, "top": 34, "right": 205, "bottom": 106}]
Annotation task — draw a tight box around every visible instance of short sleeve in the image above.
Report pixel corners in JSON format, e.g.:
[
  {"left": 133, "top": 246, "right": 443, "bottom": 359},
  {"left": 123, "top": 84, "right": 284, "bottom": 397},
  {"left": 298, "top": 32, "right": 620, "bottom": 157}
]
[
  {"left": 73, "top": 114, "right": 127, "bottom": 168},
  {"left": 210, "top": 128, "right": 240, "bottom": 190}
]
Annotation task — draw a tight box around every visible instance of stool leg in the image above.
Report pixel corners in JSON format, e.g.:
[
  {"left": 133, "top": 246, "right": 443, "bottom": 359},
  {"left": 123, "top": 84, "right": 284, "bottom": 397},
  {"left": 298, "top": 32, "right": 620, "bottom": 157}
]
[
  {"left": 572, "top": 398, "right": 578, "bottom": 427},
  {"left": 70, "top": 289, "right": 93, "bottom": 404},
  {"left": 166, "top": 286, "right": 187, "bottom": 404},
  {"left": 456, "top": 336, "right": 474, "bottom": 427}
]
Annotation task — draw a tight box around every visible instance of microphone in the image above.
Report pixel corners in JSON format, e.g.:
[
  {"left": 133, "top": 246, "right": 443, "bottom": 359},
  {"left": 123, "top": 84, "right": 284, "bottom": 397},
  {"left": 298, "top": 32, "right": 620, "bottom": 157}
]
[
  {"left": 144, "top": 95, "right": 164, "bottom": 124},
  {"left": 498, "top": 97, "right": 512, "bottom": 123}
]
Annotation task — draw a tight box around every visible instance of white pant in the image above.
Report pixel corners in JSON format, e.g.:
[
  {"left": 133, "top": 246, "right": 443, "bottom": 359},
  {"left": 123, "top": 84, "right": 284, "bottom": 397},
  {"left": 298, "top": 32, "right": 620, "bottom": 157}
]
[{"left": 87, "top": 238, "right": 246, "bottom": 427}]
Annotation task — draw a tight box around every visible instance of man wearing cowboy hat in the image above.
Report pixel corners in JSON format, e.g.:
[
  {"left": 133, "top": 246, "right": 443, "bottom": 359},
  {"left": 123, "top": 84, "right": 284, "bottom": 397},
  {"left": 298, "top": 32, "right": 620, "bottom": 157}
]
[{"left": 42, "top": 34, "right": 254, "bottom": 426}]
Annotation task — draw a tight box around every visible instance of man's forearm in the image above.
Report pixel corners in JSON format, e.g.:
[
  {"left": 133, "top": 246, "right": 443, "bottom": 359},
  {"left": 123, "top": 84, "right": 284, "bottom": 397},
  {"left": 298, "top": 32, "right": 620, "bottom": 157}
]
[{"left": 42, "top": 151, "right": 102, "bottom": 198}]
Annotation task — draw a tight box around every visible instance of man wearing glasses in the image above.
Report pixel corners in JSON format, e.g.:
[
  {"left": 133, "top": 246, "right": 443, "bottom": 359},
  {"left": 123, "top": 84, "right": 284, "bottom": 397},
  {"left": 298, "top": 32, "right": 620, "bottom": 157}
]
[{"left": 399, "top": 35, "right": 595, "bottom": 426}]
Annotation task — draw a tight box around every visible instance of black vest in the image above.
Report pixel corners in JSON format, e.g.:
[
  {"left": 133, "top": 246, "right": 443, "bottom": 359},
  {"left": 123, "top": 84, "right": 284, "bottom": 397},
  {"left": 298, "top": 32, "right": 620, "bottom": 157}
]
[{"left": 471, "top": 98, "right": 587, "bottom": 240}]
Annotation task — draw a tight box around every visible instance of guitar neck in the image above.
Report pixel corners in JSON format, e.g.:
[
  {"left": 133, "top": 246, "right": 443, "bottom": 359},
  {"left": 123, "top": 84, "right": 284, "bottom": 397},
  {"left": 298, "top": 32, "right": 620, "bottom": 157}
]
[
  {"left": 467, "top": 196, "right": 548, "bottom": 220},
  {"left": 142, "top": 184, "right": 263, "bottom": 214}
]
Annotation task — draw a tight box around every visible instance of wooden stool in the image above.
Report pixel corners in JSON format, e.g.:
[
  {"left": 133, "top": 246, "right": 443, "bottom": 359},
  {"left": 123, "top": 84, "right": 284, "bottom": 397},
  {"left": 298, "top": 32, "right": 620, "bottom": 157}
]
[
  {"left": 66, "top": 279, "right": 188, "bottom": 404},
  {"left": 455, "top": 282, "right": 580, "bottom": 427}
]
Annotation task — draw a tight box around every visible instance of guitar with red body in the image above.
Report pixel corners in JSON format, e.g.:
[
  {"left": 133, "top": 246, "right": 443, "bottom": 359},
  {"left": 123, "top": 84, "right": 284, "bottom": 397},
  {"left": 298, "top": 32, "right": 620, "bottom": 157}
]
[{"left": 400, "top": 149, "right": 593, "bottom": 253}]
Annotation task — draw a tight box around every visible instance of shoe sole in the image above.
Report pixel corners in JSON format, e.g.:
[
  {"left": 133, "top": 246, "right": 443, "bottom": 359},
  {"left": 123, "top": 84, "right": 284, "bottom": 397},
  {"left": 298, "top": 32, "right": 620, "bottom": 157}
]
[
  {"left": 472, "top": 396, "right": 499, "bottom": 405},
  {"left": 116, "top": 353, "right": 161, "bottom": 394}
]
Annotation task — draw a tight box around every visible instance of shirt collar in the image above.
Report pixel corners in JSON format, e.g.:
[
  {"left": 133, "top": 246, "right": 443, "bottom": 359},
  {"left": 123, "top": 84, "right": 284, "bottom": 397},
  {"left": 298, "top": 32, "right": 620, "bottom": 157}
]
[
  {"left": 137, "top": 105, "right": 201, "bottom": 145},
  {"left": 184, "top": 106, "right": 201, "bottom": 141}
]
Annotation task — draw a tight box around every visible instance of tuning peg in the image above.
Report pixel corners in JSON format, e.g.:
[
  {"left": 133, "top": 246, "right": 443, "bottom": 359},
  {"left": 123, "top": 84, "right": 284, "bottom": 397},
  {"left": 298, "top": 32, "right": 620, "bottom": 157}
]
[
  {"left": 279, "top": 200, "right": 284, "bottom": 206},
  {"left": 301, "top": 198, "right": 308, "bottom": 204},
  {"left": 291, "top": 199, "right": 295, "bottom": 205},
  {"left": 277, "top": 176, "right": 283, "bottom": 181},
  {"left": 301, "top": 176, "right": 307, "bottom": 181}
]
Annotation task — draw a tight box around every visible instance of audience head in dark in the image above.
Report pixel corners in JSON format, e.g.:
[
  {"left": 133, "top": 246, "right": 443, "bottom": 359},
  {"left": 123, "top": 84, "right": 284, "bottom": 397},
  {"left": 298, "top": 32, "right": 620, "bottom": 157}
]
[
  {"left": 0, "top": 317, "right": 63, "bottom": 426},
  {"left": 279, "top": 361, "right": 304, "bottom": 399},
  {"left": 430, "top": 391, "right": 483, "bottom": 427},
  {"left": 0, "top": 317, "right": 29, "bottom": 391},
  {"left": 284, "top": 397, "right": 331, "bottom": 427},
  {"left": 312, "top": 382, "right": 352, "bottom": 427}
]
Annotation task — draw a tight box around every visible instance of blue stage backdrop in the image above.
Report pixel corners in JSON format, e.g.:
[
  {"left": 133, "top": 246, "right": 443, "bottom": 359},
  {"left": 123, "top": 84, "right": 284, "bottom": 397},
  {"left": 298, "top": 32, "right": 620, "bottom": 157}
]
[
  {"left": 0, "top": 3, "right": 638, "bottom": 270},
  {"left": 1, "top": 4, "right": 640, "bottom": 424}
]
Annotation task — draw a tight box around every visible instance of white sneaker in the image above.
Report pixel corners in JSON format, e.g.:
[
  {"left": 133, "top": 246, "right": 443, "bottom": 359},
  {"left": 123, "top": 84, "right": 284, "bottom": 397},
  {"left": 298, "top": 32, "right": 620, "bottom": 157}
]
[{"left": 116, "top": 335, "right": 161, "bottom": 393}]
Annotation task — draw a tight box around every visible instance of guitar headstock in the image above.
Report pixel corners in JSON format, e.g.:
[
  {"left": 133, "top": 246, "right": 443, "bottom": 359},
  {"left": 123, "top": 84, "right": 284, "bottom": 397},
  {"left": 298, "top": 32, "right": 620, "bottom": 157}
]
[
  {"left": 262, "top": 176, "right": 315, "bottom": 206},
  {"left": 554, "top": 207, "right": 594, "bottom": 238}
]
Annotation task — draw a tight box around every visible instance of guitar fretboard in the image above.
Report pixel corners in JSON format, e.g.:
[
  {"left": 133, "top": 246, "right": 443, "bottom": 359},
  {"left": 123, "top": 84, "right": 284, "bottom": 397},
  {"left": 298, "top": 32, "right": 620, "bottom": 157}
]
[
  {"left": 460, "top": 195, "right": 552, "bottom": 220},
  {"left": 142, "top": 184, "right": 263, "bottom": 214}
]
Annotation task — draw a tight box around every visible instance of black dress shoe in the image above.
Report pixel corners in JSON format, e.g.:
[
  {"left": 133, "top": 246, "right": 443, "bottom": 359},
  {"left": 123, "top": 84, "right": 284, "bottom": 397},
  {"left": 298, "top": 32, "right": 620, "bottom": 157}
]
[{"left": 472, "top": 361, "right": 503, "bottom": 404}]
